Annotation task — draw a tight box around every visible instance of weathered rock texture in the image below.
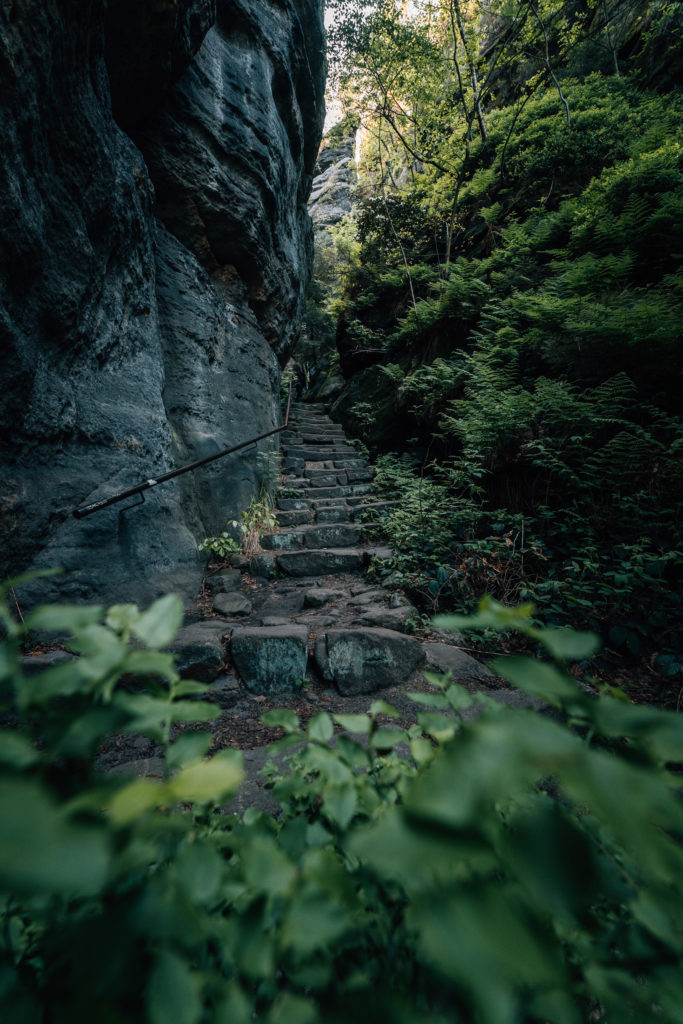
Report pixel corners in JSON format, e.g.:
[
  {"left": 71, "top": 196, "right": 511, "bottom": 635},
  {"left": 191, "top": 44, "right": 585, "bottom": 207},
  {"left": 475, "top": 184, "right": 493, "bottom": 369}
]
[{"left": 0, "top": 0, "right": 325, "bottom": 606}]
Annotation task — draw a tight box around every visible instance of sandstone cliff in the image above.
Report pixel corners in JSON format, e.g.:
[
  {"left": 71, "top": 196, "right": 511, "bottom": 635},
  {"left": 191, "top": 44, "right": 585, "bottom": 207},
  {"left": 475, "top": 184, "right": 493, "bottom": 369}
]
[{"left": 0, "top": 0, "right": 325, "bottom": 606}]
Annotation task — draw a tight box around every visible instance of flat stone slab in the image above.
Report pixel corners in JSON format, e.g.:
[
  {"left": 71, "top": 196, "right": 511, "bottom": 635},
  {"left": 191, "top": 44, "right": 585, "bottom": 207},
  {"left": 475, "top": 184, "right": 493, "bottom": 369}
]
[
  {"left": 169, "top": 622, "right": 226, "bottom": 681},
  {"left": 307, "top": 474, "right": 339, "bottom": 488},
  {"left": 249, "top": 553, "right": 276, "bottom": 578},
  {"left": 356, "top": 605, "right": 417, "bottom": 632},
  {"left": 422, "top": 642, "right": 495, "bottom": 684},
  {"left": 261, "top": 531, "right": 304, "bottom": 551},
  {"left": 283, "top": 447, "right": 355, "bottom": 461},
  {"left": 277, "top": 498, "right": 312, "bottom": 511},
  {"left": 314, "top": 627, "right": 426, "bottom": 695},
  {"left": 213, "top": 593, "right": 253, "bottom": 617},
  {"left": 205, "top": 570, "right": 242, "bottom": 593},
  {"left": 304, "top": 588, "right": 346, "bottom": 608},
  {"left": 277, "top": 549, "right": 364, "bottom": 577},
  {"left": 315, "top": 506, "right": 349, "bottom": 524},
  {"left": 304, "top": 523, "right": 360, "bottom": 549},
  {"left": 231, "top": 625, "right": 309, "bottom": 694},
  {"left": 208, "top": 674, "right": 242, "bottom": 709},
  {"left": 277, "top": 509, "right": 315, "bottom": 527},
  {"left": 348, "top": 590, "right": 388, "bottom": 606}
]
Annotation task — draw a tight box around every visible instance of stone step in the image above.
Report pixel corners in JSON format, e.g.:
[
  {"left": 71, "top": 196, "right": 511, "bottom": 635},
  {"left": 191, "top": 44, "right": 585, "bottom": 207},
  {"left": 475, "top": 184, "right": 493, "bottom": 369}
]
[
  {"left": 277, "top": 497, "right": 312, "bottom": 511},
  {"left": 288, "top": 483, "right": 374, "bottom": 500},
  {"left": 304, "top": 471, "right": 349, "bottom": 487},
  {"left": 276, "top": 545, "right": 391, "bottom": 578},
  {"left": 261, "top": 523, "right": 363, "bottom": 552},
  {"left": 276, "top": 508, "right": 315, "bottom": 527},
  {"left": 315, "top": 505, "right": 350, "bottom": 524},
  {"left": 314, "top": 627, "right": 425, "bottom": 696},
  {"left": 277, "top": 549, "right": 364, "bottom": 576},
  {"left": 230, "top": 625, "right": 310, "bottom": 694},
  {"left": 300, "top": 435, "right": 347, "bottom": 445},
  {"left": 283, "top": 446, "right": 356, "bottom": 461},
  {"left": 278, "top": 495, "right": 347, "bottom": 511}
]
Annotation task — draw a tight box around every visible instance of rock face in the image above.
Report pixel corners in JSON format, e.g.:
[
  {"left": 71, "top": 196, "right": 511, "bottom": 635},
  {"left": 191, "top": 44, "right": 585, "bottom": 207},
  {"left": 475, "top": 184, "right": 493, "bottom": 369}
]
[
  {"left": 308, "top": 134, "right": 355, "bottom": 237},
  {"left": 0, "top": 0, "right": 325, "bottom": 607}
]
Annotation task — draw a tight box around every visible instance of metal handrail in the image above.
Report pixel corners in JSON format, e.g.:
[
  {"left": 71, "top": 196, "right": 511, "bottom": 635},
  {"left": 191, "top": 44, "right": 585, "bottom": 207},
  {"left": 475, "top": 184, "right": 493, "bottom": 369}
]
[{"left": 72, "top": 382, "right": 292, "bottom": 519}]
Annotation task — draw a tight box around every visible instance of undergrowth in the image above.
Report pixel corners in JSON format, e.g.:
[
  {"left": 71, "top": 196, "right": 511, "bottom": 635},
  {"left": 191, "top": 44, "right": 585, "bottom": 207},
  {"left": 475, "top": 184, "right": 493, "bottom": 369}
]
[{"left": 2, "top": 580, "right": 683, "bottom": 1021}]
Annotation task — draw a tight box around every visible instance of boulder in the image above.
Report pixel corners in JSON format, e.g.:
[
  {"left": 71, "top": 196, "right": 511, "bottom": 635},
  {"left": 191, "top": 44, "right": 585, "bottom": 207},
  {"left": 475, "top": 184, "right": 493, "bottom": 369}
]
[
  {"left": 304, "top": 588, "right": 346, "bottom": 608},
  {"left": 250, "top": 553, "right": 277, "bottom": 578},
  {"left": 169, "top": 622, "right": 226, "bottom": 680},
  {"left": 314, "top": 628, "right": 425, "bottom": 695},
  {"left": 348, "top": 590, "right": 388, "bottom": 606},
  {"left": 356, "top": 606, "right": 417, "bottom": 632},
  {"left": 213, "top": 593, "right": 252, "bottom": 617},
  {"left": 261, "top": 531, "right": 304, "bottom": 552},
  {"left": 422, "top": 642, "right": 495, "bottom": 685},
  {"left": 303, "top": 524, "right": 360, "bottom": 549},
  {"left": 205, "top": 570, "right": 242, "bottom": 593},
  {"left": 315, "top": 506, "right": 349, "bottom": 524},
  {"left": 231, "top": 626, "right": 309, "bottom": 694},
  {"left": 277, "top": 549, "right": 363, "bottom": 577},
  {"left": 208, "top": 674, "right": 241, "bottom": 709}
]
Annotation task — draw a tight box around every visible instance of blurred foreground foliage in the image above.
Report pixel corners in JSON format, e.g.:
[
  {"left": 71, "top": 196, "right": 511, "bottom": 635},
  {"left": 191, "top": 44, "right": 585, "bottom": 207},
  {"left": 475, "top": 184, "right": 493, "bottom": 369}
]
[{"left": 1, "top": 582, "right": 683, "bottom": 1022}]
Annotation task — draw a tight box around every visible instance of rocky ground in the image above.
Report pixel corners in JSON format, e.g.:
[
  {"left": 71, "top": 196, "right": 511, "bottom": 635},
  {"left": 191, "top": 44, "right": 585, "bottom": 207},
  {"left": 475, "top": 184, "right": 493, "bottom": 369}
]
[{"left": 85, "top": 403, "right": 544, "bottom": 809}]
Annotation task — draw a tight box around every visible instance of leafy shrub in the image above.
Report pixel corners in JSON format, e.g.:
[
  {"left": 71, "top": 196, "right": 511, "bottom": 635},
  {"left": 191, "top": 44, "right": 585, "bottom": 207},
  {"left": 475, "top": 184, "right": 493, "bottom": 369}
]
[{"left": 2, "top": 585, "right": 683, "bottom": 1021}]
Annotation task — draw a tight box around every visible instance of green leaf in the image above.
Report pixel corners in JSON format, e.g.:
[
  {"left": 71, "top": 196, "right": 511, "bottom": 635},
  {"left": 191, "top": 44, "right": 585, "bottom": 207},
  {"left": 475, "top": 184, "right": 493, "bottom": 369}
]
[
  {"left": 537, "top": 628, "right": 600, "bottom": 661},
  {"left": 132, "top": 594, "right": 183, "bottom": 649},
  {"left": 214, "top": 983, "right": 252, "bottom": 1024},
  {"left": 169, "top": 700, "right": 220, "bottom": 724},
  {"left": 170, "top": 748, "right": 243, "bottom": 804},
  {"left": 333, "top": 712, "right": 371, "bottom": 734},
  {"left": 490, "top": 655, "right": 583, "bottom": 707},
  {"left": 336, "top": 734, "right": 370, "bottom": 768},
  {"left": 0, "top": 732, "right": 39, "bottom": 769},
  {"left": 108, "top": 778, "right": 166, "bottom": 825},
  {"left": 167, "top": 731, "right": 212, "bottom": 769},
  {"left": 370, "top": 699, "right": 400, "bottom": 718},
  {"left": 105, "top": 603, "right": 140, "bottom": 634},
  {"left": 323, "top": 781, "right": 357, "bottom": 829},
  {"left": 0, "top": 779, "right": 110, "bottom": 895},
  {"left": 26, "top": 604, "right": 104, "bottom": 633},
  {"left": 267, "top": 993, "right": 317, "bottom": 1024},
  {"left": 446, "top": 684, "right": 473, "bottom": 711},
  {"left": 147, "top": 951, "right": 202, "bottom": 1024},
  {"left": 434, "top": 596, "right": 536, "bottom": 634},
  {"left": 406, "top": 691, "right": 449, "bottom": 708},
  {"left": 173, "top": 841, "right": 224, "bottom": 904},
  {"left": 173, "top": 679, "right": 209, "bottom": 697},
  {"left": 261, "top": 709, "right": 300, "bottom": 732},
  {"left": 410, "top": 737, "right": 435, "bottom": 765},
  {"left": 243, "top": 836, "right": 296, "bottom": 896},
  {"left": 308, "top": 712, "right": 334, "bottom": 742},
  {"left": 370, "top": 727, "right": 407, "bottom": 750},
  {"left": 417, "top": 711, "right": 457, "bottom": 743},
  {"left": 281, "top": 894, "right": 351, "bottom": 954}
]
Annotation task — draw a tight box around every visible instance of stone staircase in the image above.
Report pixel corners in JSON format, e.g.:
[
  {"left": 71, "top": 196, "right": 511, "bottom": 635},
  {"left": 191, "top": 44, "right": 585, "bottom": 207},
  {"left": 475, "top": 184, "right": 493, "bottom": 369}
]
[
  {"left": 254, "top": 402, "right": 394, "bottom": 579},
  {"left": 89, "top": 402, "right": 539, "bottom": 801},
  {"left": 220, "top": 401, "right": 429, "bottom": 696}
]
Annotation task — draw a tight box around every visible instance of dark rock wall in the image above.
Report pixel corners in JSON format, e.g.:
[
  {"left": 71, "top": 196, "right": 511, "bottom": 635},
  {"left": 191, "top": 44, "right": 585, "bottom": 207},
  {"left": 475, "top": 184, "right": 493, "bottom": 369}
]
[{"left": 0, "top": 0, "right": 325, "bottom": 607}]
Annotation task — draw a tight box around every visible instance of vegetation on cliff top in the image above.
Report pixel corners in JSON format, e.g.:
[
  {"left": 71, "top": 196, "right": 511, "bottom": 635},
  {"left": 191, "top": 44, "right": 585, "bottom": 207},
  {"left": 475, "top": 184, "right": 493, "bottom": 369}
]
[{"left": 305, "top": 0, "right": 683, "bottom": 691}]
